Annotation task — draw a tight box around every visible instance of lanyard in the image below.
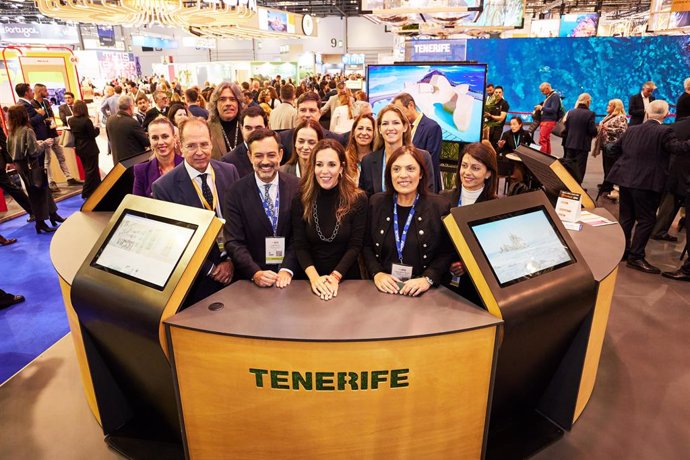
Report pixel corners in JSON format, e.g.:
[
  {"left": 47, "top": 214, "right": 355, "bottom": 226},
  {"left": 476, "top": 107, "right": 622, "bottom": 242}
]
[
  {"left": 393, "top": 193, "right": 419, "bottom": 264},
  {"left": 259, "top": 184, "right": 280, "bottom": 237},
  {"left": 191, "top": 168, "right": 218, "bottom": 214},
  {"left": 457, "top": 193, "right": 462, "bottom": 207},
  {"left": 381, "top": 151, "right": 386, "bottom": 192},
  {"left": 513, "top": 134, "right": 521, "bottom": 148}
]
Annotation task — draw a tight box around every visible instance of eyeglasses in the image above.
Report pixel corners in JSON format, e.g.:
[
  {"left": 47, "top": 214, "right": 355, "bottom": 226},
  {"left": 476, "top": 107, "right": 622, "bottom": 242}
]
[{"left": 183, "top": 142, "right": 211, "bottom": 152}]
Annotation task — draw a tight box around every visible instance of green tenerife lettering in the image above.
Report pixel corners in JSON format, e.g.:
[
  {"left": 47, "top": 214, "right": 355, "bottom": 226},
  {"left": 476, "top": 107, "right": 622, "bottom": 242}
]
[{"left": 250, "top": 369, "right": 410, "bottom": 390}]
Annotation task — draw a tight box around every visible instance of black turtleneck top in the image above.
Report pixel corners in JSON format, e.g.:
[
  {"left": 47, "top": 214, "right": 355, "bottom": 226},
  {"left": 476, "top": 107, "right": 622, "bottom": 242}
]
[{"left": 220, "top": 118, "right": 242, "bottom": 151}]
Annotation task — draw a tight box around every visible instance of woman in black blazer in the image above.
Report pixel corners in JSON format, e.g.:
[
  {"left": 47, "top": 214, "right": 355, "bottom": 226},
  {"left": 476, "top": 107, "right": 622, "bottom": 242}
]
[
  {"left": 363, "top": 145, "right": 453, "bottom": 297},
  {"left": 68, "top": 100, "right": 101, "bottom": 199}
]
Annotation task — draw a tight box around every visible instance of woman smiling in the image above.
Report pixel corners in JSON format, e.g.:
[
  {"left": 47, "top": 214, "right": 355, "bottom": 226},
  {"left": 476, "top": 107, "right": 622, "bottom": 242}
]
[
  {"left": 133, "top": 117, "right": 183, "bottom": 197},
  {"left": 344, "top": 112, "right": 375, "bottom": 182},
  {"left": 363, "top": 146, "right": 453, "bottom": 297},
  {"left": 280, "top": 119, "right": 323, "bottom": 178},
  {"left": 292, "top": 139, "right": 367, "bottom": 300}
]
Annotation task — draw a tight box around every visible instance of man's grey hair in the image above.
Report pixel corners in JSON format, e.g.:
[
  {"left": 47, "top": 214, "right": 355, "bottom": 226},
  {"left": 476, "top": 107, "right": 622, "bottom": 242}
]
[
  {"left": 208, "top": 81, "right": 244, "bottom": 123},
  {"left": 648, "top": 100, "right": 669, "bottom": 119},
  {"left": 684, "top": 78, "right": 690, "bottom": 92},
  {"left": 575, "top": 93, "right": 592, "bottom": 108},
  {"left": 118, "top": 95, "right": 134, "bottom": 111}
]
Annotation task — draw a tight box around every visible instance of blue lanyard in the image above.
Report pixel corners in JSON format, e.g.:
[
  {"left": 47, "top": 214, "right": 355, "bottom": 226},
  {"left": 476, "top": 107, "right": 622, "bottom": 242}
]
[
  {"left": 259, "top": 185, "right": 280, "bottom": 237},
  {"left": 393, "top": 193, "right": 419, "bottom": 263},
  {"left": 457, "top": 193, "right": 462, "bottom": 207}
]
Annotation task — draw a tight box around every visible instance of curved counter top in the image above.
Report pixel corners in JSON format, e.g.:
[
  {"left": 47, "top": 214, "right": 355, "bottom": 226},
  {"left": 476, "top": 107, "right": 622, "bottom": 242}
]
[{"left": 568, "top": 208, "right": 625, "bottom": 282}]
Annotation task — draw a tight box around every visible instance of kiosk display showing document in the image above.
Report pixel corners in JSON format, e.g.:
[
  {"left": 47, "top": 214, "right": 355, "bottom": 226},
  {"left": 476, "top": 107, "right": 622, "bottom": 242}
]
[
  {"left": 470, "top": 207, "right": 575, "bottom": 287},
  {"left": 91, "top": 210, "right": 197, "bottom": 290}
]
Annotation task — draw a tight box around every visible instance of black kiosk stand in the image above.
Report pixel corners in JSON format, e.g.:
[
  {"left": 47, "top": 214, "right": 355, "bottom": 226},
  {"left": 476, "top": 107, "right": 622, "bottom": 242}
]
[
  {"left": 81, "top": 151, "right": 151, "bottom": 212},
  {"left": 444, "top": 191, "right": 600, "bottom": 458},
  {"left": 68, "top": 195, "right": 222, "bottom": 458}
]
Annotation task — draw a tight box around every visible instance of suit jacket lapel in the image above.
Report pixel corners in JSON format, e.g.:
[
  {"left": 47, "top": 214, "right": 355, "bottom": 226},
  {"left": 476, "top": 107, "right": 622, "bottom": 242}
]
[{"left": 177, "top": 167, "right": 202, "bottom": 208}]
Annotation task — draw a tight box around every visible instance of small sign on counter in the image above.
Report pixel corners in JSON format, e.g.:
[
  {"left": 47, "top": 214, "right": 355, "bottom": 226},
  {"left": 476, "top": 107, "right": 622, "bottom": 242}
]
[{"left": 555, "top": 190, "right": 582, "bottom": 223}]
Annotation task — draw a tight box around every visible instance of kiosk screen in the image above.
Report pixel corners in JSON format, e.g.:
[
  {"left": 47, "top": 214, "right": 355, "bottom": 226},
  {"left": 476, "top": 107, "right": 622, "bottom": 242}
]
[
  {"left": 469, "top": 206, "right": 574, "bottom": 287},
  {"left": 91, "top": 210, "right": 197, "bottom": 290}
]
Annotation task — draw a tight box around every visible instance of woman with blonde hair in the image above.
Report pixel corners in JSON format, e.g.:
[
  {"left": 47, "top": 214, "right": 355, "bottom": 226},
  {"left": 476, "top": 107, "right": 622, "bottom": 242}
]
[
  {"left": 594, "top": 98, "right": 628, "bottom": 200},
  {"left": 330, "top": 87, "right": 355, "bottom": 134},
  {"left": 291, "top": 139, "right": 367, "bottom": 300},
  {"left": 258, "top": 89, "right": 273, "bottom": 116}
]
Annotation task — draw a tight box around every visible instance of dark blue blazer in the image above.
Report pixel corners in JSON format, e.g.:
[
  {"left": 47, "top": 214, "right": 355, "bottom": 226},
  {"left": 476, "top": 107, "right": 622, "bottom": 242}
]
[
  {"left": 225, "top": 171, "right": 301, "bottom": 279},
  {"left": 358, "top": 148, "right": 436, "bottom": 197},
  {"left": 133, "top": 154, "right": 183, "bottom": 197},
  {"left": 18, "top": 99, "right": 47, "bottom": 140},
  {"left": 221, "top": 143, "right": 253, "bottom": 178},
  {"left": 413, "top": 114, "right": 443, "bottom": 192}
]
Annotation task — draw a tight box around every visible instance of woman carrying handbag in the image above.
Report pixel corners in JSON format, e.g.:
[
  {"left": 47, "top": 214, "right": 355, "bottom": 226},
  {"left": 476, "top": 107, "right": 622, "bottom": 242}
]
[{"left": 6, "top": 105, "right": 63, "bottom": 234}]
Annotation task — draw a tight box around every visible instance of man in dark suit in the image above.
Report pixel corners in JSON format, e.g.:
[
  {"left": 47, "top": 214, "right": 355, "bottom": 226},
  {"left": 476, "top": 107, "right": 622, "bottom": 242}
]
[
  {"left": 628, "top": 81, "right": 656, "bottom": 126},
  {"left": 15, "top": 83, "right": 45, "bottom": 138},
  {"left": 58, "top": 91, "right": 76, "bottom": 127},
  {"left": 225, "top": 128, "right": 301, "bottom": 287},
  {"left": 393, "top": 92, "right": 443, "bottom": 191},
  {"left": 105, "top": 95, "right": 150, "bottom": 164},
  {"left": 279, "top": 92, "right": 348, "bottom": 164},
  {"left": 359, "top": 148, "right": 436, "bottom": 197},
  {"left": 142, "top": 90, "right": 170, "bottom": 131},
  {"left": 563, "top": 93, "right": 598, "bottom": 184},
  {"left": 153, "top": 118, "right": 239, "bottom": 301},
  {"left": 221, "top": 106, "right": 268, "bottom": 178},
  {"left": 608, "top": 100, "right": 690, "bottom": 274}
]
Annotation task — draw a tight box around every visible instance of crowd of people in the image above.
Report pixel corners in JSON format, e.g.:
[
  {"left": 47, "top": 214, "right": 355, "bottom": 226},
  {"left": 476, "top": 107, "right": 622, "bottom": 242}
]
[{"left": 1, "top": 70, "right": 689, "bottom": 311}]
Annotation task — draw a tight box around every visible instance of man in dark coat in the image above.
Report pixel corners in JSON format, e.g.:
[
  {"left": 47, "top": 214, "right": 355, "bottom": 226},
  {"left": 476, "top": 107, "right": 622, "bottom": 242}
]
[
  {"left": 628, "top": 81, "right": 656, "bottom": 126},
  {"left": 608, "top": 100, "right": 690, "bottom": 274},
  {"left": 105, "top": 95, "right": 150, "bottom": 164},
  {"left": 563, "top": 93, "right": 598, "bottom": 184}
]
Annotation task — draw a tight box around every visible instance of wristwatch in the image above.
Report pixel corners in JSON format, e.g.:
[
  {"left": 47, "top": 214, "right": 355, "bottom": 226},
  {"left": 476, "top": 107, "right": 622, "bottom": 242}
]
[{"left": 424, "top": 276, "right": 434, "bottom": 286}]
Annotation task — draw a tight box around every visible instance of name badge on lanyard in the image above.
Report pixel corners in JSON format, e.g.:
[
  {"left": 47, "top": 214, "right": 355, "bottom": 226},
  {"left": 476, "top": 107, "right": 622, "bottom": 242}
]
[
  {"left": 260, "top": 185, "right": 283, "bottom": 265},
  {"left": 391, "top": 193, "right": 419, "bottom": 281}
]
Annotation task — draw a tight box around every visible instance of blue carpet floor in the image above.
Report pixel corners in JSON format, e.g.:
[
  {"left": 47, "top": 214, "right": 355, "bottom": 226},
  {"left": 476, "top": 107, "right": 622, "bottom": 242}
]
[{"left": 0, "top": 195, "right": 83, "bottom": 383}]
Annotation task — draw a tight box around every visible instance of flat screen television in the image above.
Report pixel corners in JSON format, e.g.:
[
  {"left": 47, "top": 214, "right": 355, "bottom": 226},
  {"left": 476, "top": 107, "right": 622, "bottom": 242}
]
[
  {"left": 367, "top": 63, "right": 487, "bottom": 143},
  {"left": 469, "top": 206, "right": 575, "bottom": 287},
  {"left": 559, "top": 13, "right": 599, "bottom": 37},
  {"left": 91, "top": 210, "right": 198, "bottom": 290}
]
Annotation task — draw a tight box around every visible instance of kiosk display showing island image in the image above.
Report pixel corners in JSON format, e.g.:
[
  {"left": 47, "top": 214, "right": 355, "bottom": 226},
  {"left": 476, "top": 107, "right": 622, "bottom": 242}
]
[{"left": 367, "top": 62, "right": 487, "bottom": 142}]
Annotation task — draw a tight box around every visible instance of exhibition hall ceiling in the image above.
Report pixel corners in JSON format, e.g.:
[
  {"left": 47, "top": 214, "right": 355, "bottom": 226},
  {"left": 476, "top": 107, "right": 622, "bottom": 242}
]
[{"left": 0, "top": 0, "right": 655, "bottom": 26}]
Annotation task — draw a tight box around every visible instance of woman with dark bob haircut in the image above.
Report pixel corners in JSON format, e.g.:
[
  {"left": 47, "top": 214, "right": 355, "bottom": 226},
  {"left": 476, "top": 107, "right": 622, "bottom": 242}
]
[{"left": 363, "top": 145, "right": 454, "bottom": 297}]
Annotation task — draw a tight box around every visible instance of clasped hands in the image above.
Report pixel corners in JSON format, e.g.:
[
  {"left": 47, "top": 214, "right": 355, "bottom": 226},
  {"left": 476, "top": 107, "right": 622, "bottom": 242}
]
[
  {"left": 252, "top": 270, "right": 292, "bottom": 288},
  {"left": 374, "top": 273, "right": 430, "bottom": 297},
  {"left": 210, "top": 260, "right": 233, "bottom": 285}
]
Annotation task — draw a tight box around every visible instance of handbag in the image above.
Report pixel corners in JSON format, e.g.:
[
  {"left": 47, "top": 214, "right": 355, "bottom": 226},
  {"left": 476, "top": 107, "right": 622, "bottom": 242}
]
[
  {"left": 27, "top": 157, "right": 48, "bottom": 189},
  {"left": 551, "top": 110, "right": 568, "bottom": 138},
  {"left": 60, "top": 129, "right": 75, "bottom": 148}
]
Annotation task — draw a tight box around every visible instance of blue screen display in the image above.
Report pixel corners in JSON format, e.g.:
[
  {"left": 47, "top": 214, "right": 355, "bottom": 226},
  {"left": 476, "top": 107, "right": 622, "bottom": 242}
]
[
  {"left": 465, "top": 36, "right": 690, "bottom": 119},
  {"left": 367, "top": 63, "right": 487, "bottom": 143}
]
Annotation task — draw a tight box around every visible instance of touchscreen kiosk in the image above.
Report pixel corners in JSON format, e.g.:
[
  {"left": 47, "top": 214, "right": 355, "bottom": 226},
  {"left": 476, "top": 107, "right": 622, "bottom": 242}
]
[
  {"left": 70, "top": 194, "right": 223, "bottom": 459},
  {"left": 81, "top": 151, "right": 151, "bottom": 212},
  {"left": 443, "top": 191, "right": 598, "bottom": 459},
  {"left": 514, "top": 145, "right": 595, "bottom": 210}
]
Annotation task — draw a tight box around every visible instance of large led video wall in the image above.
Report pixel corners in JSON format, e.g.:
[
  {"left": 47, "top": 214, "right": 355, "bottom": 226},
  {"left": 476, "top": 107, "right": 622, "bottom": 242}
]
[{"left": 466, "top": 36, "right": 690, "bottom": 117}]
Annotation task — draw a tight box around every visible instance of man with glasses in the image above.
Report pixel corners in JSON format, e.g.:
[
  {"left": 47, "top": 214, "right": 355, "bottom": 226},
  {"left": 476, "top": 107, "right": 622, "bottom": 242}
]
[
  {"left": 142, "top": 90, "right": 170, "bottom": 131},
  {"left": 221, "top": 106, "right": 268, "bottom": 178},
  {"left": 153, "top": 118, "right": 239, "bottom": 302},
  {"left": 208, "top": 82, "right": 245, "bottom": 160}
]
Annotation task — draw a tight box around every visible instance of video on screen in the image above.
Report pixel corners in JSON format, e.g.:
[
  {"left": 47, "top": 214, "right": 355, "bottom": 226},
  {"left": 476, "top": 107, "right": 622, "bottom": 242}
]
[
  {"left": 92, "top": 210, "right": 197, "bottom": 290},
  {"left": 470, "top": 207, "right": 574, "bottom": 287},
  {"left": 367, "top": 63, "right": 486, "bottom": 143}
]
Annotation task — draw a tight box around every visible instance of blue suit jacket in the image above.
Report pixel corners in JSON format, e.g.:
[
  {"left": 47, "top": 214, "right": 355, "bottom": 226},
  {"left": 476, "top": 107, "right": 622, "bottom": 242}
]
[
  {"left": 18, "top": 99, "right": 47, "bottom": 140},
  {"left": 412, "top": 114, "right": 443, "bottom": 192},
  {"left": 225, "top": 171, "right": 301, "bottom": 279}
]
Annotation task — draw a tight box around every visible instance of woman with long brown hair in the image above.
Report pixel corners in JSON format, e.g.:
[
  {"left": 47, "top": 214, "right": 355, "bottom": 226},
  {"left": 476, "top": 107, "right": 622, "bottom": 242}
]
[
  {"left": 344, "top": 112, "right": 375, "bottom": 182},
  {"left": 6, "top": 105, "right": 62, "bottom": 233},
  {"left": 330, "top": 87, "right": 355, "bottom": 134},
  {"left": 291, "top": 139, "right": 367, "bottom": 300},
  {"left": 280, "top": 119, "right": 323, "bottom": 178}
]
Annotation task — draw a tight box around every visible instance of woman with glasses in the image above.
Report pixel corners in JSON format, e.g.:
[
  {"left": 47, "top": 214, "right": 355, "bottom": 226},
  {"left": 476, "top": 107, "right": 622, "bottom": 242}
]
[{"left": 291, "top": 139, "right": 367, "bottom": 300}]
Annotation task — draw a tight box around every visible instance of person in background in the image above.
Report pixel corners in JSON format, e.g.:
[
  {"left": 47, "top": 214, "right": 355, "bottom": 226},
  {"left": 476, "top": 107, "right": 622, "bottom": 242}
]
[
  {"left": 353, "top": 91, "right": 372, "bottom": 118},
  {"left": 106, "top": 95, "right": 150, "bottom": 164},
  {"left": 100, "top": 85, "right": 119, "bottom": 122},
  {"left": 534, "top": 82, "right": 561, "bottom": 154},
  {"left": 185, "top": 88, "right": 210, "bottom": 119},
  {"left": 269, "top": 84, "right": 297, "bottom": 131},
  {"left": 497, "top": 117, "right": 534, "bottom": 153},
  {"left": 563, "top": 92, "right": 598, "bottom": 184},
  {"left": 363, "top": 145, "right": 453, "bottom": 297},
  {"left": 267, "top": 86, "right": 281, "bottom": 110},
  {"left": 594, "top": 99, "right": 628, "bottom": 201},
  {"left": 58, "top": 92, "right": 76, "bottom": 127},
  {"left": 133, "top": 117, "right": 183, "bottom": 197},
  {"left": 628, "top": 81, "right": 656, "bottom": 126},
  {"left": 208, "top": 81, "right": 245, "bottom": 160},
  {"left": 675, "top": 78, "right": 690, "bottom": 121},
  {"left": 344, "top": 112, "right": 375, "bottom": 182},
  {"left": 485, "top": 85, "right": 510, "bottom": 151},
  {"left": 167, "top": 102, "right": 190, "bottom": 134},
  {"left": 0, "top": 121, "right": 33, "bottom": 221},
  {"left": 221, "top": 106, "right": 268, "bottom": 179},
  {"left": 280, "top": 119, "right": 323, "bottom": 178},
  {"left": 68, "top": 101, "right": 101, "bottom": 199},
  {"left": 291, "top": 139, "right": 367, "bottom": 300},
  {"left": 142, "top": 90, "right": 170, "bottom": 131},
  {"left": 134, "top": 94, "right": 150, "bottom": 126},
  {"left": 225, "top": 128, "right": 301, "bottom": 286},
  {"left": 258, "top": 89, "right": 273, "bottom": 117},
  {"left": 0, "top": 287, "right": 25, "bottom": 310},
  {"left": 330, "top": 87, "right": 356, "bottom": 135},
  {"left": 359, "top": 104, "right": 436, "bottom": 196},
  {"left": 392, "top": 93, "right": 443, "bottom": 192},
  {"left": 6, "top": 105, "right": 63, "bottom": 234}
]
